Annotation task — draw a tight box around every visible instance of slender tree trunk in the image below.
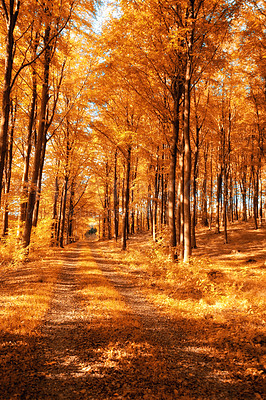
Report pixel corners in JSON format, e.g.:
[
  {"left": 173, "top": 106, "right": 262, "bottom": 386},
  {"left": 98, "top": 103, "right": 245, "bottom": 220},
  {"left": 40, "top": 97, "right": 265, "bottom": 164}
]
[
  {"left": 202, "top": 144, "right": 208, "bottom": 226},
  {"left": 223, "top": 168, "right": 228, "bottom": 244},
  {"left": 32, "top": 136, "right": 47, "bottom": 227},
  {"left": 121, "top": 146, "right": 131, "bottom": 250},
  {"left": 130, "top": 159, "right": 138, "bottom": 235},
  {"left": 253, "top": 169, "right": 259, "bottom": 230},
  {"left": 147, "top": 182, "right": 151, "bottom": 231},
  {"left": 2, "top": 104, "right": 14, "bottom": 236},
  {"left": 181, "top": 0, "right": 195, "bottom": 263},
  {"left": 18, "top": 34, "right": 38, "bottom": 234},
  {"left": 179, "top": 150, "right": 184, "bottom": 260},
  {"left": 259, "top": 171, "right": 263, "bottom": 226},
  {"left": 183, "top": 64, "right": 192, "bottom": 261},
  {"left": 209, "top": 154, "right": 213, "bottom": 230},
  {"left": 235, "top": 180, "right": 239, "bottom": 221},
  {"left": 59, "top": 176, "right": 68, "bottom": 248},
  {"left": 152, "top": 154, "right": 159, "bottom": 242},
  {"left": 161, "top": 145, "right": 168, "bottom": 227},
  {"left": 216, "top": 171, "right": 222, "bottom": 234},
  {"left": 241, "top": 171, "right": 247, "bottom": 221},
  {"left": 56, "top": 185, "right": 64, "bottom": 245},
  {"left": 51, "top": 170, "right": 59, "bottom": 245},
  {"left": 0, "top": 0, "right": 20, "bottom": 206},
  {"left": 191, "top": 127, "right": 199, "bottom": 249},
  {"left": 168, "top": 81, "right": 182, "bottom": 260},
  {"left": 22, "top": 25, "right": 51, "bottom": 249},
  {"left": 67, "top": 180, "right": 75, "bottom": 244},
  {"left": 113, "top": 149, "right": 119, "bottom": 240}
]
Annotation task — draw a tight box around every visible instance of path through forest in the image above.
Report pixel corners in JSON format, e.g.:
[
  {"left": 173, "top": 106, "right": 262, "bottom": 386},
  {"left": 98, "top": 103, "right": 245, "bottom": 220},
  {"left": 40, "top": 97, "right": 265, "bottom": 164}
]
[{"left": 0, "top": 240, "right": 264, "bottom": 399}]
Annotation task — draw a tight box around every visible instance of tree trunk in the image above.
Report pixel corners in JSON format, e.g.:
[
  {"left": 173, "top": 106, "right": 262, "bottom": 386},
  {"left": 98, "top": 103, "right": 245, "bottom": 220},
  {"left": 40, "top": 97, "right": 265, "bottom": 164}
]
[
  {"left": 152, "top": 153, "right": 159, "bottom": 242},
  {"left": 51, "top": 171, "right": 59, "bottom": 245},
  {"left": 56, "top": 185, "right": 64, "bottom": 245},
  {"left": 18, "top": 34, "right": 38, "bottom": 234},
  {"left": 223, "top": 168, "right": 228, "bottom": 244},
  {"left": 178, "top": 150, "right": 184, "bottom": 260},
  {"left": 209, "top": 154, "right": 213, "bottom": 230},
  {"left": 113, "top": 149, "right": 119, "bottom": 240},
  {"left": 240, "top": 170, "right": 247, "bottom": 221},
  {"left": 0, "top": 0, "right": 20, "bottom": 206},
  {"left": 2, "top": 103, "right": 15, "bottom": 236},
  {"left": 160, "top": 144, "right": 168, "bottom": 227},
  {"left": 191, "top": 126, "right": 199, "bottom": 248},
  {"left": 32, "top": 136, "right": 47, "bottom": 227},
  {"left": 121, "top": 146, "right": 131, "bottom": 250},
  {"left": 183, "top": 61, "right": 192, "bottom": 261},
  {"left": 67, "top": 180, "right": 75, "bottom": 244},
  {"left": 259, "top": 171, "right": 263, "bottom": 226},
  {"left": 216, "top": 170, "right": 222, "bottom": 234},
  {"left": 59, "top": 176, "right": 68, "bottom": 248},
  {"left": 202, "top": 144, "right": 209, "bottom": 226},
  {"left": 130, "top": 159, "right": 138, "bottom": 235},
  {"left": 253, "top": 169, "right": 259, "bottom": 230},
  {"left": 168, "top": 81, "right": 182, "bottom": 260},
  {"left": 22, "top": 24, "right": 51, "bottom": 249}
]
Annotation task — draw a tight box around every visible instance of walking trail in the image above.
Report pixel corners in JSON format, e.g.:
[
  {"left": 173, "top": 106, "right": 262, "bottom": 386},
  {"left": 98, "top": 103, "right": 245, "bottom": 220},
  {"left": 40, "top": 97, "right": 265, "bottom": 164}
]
[{"left": 0, "top": 240, "right": 263, "bottom": 399}]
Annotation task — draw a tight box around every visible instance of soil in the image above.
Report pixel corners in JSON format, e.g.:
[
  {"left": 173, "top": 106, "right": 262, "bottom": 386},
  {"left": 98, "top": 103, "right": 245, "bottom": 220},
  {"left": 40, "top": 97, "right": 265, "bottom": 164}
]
[{"left": 0, "top": 224, "right": 265, "bottom": 399}]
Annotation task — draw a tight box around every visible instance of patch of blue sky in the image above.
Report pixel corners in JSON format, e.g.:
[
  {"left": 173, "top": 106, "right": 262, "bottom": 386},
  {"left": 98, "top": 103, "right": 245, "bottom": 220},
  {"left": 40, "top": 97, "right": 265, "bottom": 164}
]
[{"left": 92, "top": 0, "right": 121, "bottom": 34}]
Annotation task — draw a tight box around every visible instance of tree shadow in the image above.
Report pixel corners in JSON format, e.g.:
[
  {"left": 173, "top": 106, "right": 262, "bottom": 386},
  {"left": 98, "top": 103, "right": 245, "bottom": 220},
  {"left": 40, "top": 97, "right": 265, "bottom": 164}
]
[
  {"left": 1, "top": 313, "right": 264, "bottom": 399},
  {"left": 0, "top": 241, "right": 265, "bottom": 400}
]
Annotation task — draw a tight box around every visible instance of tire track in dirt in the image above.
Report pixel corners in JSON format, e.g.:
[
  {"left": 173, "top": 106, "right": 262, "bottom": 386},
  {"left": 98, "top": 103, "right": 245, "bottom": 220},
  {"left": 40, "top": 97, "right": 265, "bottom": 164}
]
[
  {"left": 27, "top": 243, "right": 94, "bottom": 399},
  {"left": 89, "top": 241, "right": 261, "bottom": 400},
  {"left": 1, "top": 241, "right": 261, "bottom": 399}
]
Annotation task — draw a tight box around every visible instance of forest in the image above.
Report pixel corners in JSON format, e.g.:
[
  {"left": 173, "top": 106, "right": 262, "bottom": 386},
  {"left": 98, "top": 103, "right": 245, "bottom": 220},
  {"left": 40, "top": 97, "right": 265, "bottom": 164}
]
[
  {"left": 0, "top": 0, "right": 265, "bottom": 259},
  {"left": 0, "top": 0, "right": 265, "bottom": 399}
]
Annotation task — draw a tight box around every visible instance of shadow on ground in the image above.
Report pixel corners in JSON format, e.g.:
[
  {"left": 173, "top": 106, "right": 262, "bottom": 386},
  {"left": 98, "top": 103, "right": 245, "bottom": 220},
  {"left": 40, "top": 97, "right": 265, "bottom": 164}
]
[{"left": 0, "top": 242, "right": 264, "bottom": 400}]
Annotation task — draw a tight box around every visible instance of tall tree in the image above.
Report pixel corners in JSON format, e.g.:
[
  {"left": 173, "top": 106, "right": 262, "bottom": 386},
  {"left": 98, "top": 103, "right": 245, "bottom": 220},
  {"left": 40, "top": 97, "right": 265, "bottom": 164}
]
[{"left": 0, "top": 0, "right": 20, "bottom": 206}]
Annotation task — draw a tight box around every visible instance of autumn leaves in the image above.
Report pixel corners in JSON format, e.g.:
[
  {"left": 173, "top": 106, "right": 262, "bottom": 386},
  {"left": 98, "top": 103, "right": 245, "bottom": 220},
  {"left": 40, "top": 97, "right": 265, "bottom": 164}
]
[{"left": 0, "top": 1, "right": 265, "bottom": 258}]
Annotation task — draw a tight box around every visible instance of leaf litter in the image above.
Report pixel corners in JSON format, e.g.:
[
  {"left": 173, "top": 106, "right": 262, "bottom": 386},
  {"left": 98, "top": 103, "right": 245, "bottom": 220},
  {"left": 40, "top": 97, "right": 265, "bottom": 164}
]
[{"left": 0, "top": 226, "right": 265, "bottom": 399}]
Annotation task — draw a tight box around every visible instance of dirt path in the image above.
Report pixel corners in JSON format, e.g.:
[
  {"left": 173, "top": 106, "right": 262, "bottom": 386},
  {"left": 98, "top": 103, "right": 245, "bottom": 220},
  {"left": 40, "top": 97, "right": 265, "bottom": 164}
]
[{"left": 0, "top": 241, "right": 263, "bottom": 399}]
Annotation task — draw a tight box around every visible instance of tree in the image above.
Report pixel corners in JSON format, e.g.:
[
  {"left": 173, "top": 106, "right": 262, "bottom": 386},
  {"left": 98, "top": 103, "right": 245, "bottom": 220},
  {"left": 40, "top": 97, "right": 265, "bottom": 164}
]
[{"left": 0, "top": 0, "right": 20, "bottom": 206}]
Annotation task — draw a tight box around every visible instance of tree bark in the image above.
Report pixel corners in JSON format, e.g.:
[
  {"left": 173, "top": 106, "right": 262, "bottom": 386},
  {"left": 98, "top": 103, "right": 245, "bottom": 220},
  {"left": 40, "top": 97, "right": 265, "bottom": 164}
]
[
  {"left": 32, "top": 136, "right": 47, "bottom": 227},
  {"left": 191, "top": 126, "right": 199, "bottom": 249},
  {"left": 216, "top": 170, "right": 222, "bottom": 234},
  {"left": 0, "top": 0, "right": 20, "bottom": 206},
  {"left": 223, "top": 167, "right": 228, "bottom": 244},
  {"left": 59, "top": 177, "right": 68, "bottom": 248},
  {"left": 2, "top": 102, "right": 15, "bottom": 236},
  {"left": 168, "top": 80, "right": 182, "bottom": 260},
  {"left": 121, "top": 146, "right": 131, "bottom": 250},
  {"left": 67, "top": 180, "right": 75, "bottom": 243},
  {"left": 182, "top": 44, "right": 193, "bottom": 261},
  {"left": 51, "top": 170, "right": 59, "bottom": 245},
  {"left": 113, "top": 149, "right": 119, "bottom": 240},
  {"left": 18, "top": 33, "right": 38, "bottom": 234},
  {"left": 152, "top": 153, "right": 159, "bottom": 242},
  {"left": 22, "top": 24, "right": 51, "bottom": 248}
]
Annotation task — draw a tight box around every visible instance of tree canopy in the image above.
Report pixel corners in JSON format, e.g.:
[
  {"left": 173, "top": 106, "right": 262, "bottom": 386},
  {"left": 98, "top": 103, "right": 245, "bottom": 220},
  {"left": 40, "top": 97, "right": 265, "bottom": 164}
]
[{"left": 0, "top": 0, "right": 265, "bottom": 260}]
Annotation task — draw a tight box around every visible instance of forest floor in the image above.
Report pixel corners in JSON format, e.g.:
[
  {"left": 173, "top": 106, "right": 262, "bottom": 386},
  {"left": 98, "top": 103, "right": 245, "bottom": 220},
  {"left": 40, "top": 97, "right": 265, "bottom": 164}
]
[{"left": 0, "top": 221, "right": 265, "bottom": 399}]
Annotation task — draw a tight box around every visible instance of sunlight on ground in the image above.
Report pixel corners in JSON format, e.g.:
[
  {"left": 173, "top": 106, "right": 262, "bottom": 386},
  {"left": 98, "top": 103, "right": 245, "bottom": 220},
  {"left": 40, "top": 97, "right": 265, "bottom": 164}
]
[
  {"left": 76, "top": 247, "right": 133, "bottom": 321},
  {"left": 0, "top": 251, "right": 62, "bottom": 336},
  {"left": 100, "top": 230, "right": 266, "bottom": 384}
]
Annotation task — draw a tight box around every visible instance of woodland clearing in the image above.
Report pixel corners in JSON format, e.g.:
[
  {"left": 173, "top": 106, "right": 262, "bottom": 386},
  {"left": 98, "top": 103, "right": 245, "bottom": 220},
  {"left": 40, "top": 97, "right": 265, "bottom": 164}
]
[{"left": 0, "top": 222, "right": 265, "bottom": 400}]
